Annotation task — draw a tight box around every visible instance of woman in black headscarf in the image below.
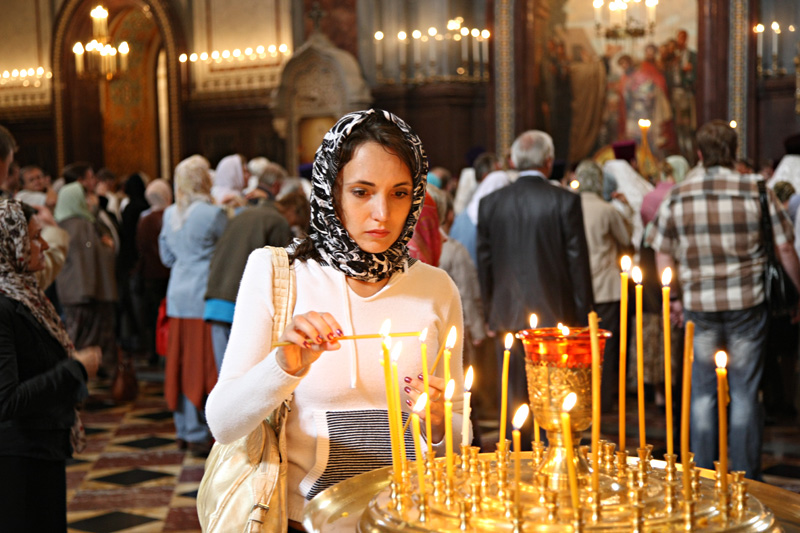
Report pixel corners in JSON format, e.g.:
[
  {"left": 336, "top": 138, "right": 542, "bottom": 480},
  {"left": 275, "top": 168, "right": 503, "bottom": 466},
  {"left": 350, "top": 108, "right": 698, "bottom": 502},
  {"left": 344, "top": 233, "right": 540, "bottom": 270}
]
[
  {"left": 206, "top": 110, "right": 466, "bottom": 531},
  {"left": 0, "top": 200, "right": 100, "bottom": 531}
]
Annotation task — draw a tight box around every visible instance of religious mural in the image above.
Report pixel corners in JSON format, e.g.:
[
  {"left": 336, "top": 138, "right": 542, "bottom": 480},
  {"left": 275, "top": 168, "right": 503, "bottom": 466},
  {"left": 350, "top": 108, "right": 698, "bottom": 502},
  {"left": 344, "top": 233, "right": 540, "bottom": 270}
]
[{"left": 538, "top": 0, "right": 699, "bottom": 167}]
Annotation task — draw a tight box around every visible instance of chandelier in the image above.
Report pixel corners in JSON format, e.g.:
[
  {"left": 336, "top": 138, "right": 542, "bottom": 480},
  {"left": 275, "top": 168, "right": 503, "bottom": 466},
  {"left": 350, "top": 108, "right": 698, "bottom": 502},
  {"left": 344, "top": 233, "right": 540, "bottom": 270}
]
[
  {"left": 593, "top": 0, "right": 658, "bottom": 40},
  {"left": 72, "top": 5, "right": 129, "bottom": 80}
]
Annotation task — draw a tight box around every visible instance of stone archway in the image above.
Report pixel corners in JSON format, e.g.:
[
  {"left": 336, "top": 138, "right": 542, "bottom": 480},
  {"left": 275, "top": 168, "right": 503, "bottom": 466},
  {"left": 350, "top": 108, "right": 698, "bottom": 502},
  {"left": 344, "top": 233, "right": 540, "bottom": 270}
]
[{"left": 52, "top": 0, "right": 184, "bottom": 175}]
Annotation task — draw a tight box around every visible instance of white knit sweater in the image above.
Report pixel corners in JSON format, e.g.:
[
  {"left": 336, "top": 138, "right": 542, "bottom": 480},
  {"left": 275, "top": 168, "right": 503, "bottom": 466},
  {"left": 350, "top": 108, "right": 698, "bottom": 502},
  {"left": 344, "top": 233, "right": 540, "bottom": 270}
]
[{"left": 206, "top": 248, "right": 466, "bottom": 521}]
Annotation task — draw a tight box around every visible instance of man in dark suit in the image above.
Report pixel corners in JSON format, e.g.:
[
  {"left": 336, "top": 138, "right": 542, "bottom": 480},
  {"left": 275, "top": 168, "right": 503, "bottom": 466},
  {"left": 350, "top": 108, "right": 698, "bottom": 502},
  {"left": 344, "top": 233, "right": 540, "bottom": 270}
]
[{"left": 477, "top": 130, "right": 594, "bottom": 447}]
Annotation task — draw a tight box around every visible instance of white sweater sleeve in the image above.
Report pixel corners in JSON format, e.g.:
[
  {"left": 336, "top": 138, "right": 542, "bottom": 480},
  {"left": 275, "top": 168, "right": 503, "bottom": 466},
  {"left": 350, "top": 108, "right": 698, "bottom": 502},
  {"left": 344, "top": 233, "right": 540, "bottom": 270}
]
[{"left": 206, "top": 248, "right": 302, "bottom": 444}]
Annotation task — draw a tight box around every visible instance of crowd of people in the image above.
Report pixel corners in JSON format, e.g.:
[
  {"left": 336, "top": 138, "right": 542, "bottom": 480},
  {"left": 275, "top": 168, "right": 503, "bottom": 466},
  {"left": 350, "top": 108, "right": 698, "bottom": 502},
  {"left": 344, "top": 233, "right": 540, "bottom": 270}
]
[{"left": 2, "top": 111, "right": 800, "bottom": 529}]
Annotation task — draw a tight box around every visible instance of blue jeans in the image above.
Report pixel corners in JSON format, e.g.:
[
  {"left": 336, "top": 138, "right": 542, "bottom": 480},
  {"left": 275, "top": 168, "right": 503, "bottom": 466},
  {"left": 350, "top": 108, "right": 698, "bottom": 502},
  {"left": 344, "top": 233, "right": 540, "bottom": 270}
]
[
  {"left": 174, "top": 393, "right": 211, "bottom": 443},
  {"left": 684, "top": 304, "right": 767, "bottom": 479},
  {"left": 210, "top": 322, "right": 232, "bottom": 375}
]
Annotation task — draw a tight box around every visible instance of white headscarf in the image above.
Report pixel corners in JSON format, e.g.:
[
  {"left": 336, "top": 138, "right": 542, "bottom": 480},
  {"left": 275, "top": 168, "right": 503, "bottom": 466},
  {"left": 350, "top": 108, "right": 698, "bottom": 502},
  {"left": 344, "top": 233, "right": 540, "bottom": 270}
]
[
  {"left": 769, "top": 155, "right": 800, "bottom": 193},
  {"left": 603, "top": 159, "right": 654, "bottom": 249},
  {"left": 211, "top": 154, "right": 245, "bottom": 204}
]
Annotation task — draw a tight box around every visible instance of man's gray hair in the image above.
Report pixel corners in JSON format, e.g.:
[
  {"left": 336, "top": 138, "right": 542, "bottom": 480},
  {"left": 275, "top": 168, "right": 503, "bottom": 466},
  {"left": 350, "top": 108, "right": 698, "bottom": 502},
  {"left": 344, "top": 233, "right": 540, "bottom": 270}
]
[{"left": 510, "top": 130, "right": 554, "bottom": 170}]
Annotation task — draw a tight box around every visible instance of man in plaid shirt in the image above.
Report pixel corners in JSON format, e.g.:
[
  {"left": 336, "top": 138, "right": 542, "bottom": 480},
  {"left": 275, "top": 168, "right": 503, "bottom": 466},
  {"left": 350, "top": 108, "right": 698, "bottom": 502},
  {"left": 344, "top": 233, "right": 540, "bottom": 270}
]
[{"left": 648, "top": 120, "right": 800, "bottom": 479}]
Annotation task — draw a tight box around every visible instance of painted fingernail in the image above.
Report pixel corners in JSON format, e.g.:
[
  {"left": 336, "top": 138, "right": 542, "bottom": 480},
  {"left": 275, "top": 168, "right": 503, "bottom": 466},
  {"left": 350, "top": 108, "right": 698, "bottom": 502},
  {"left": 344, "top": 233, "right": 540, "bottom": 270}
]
[
  {"left": 316, "top": 335, "right": 324, "bottom": 344},
  {"left": 303, "top": 341, "right": 311, "bottom": 349},
  {"left": 327, "top": 332, "right": 336, "bottom": 340},
  {"left": 404, "top": 376, "right": 412, "bottom": 383},
  {"left": 406, "top": 399, "right": 413, "bottom": 406},
  {"left": 404, "top": 386, "right": 411, "bottom": 394},
  {"left": 336, "top": 329, "right": 344, "bottom": 336},
  {"left": 418, "top": 374, "right": 424, "bottom": 380}
]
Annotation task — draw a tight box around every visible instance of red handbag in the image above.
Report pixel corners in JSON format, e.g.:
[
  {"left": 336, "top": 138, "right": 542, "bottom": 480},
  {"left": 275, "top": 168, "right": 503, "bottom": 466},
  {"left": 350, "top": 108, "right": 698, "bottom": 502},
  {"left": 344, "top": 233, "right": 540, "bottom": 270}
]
[{"left": 156, "top": 298, "right": 170, "bottom": 357}]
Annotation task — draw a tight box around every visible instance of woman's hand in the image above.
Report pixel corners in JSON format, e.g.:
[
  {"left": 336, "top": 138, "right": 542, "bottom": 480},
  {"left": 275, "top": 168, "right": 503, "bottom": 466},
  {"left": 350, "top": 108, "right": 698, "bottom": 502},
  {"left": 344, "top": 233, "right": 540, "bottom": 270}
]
[
  {"left": 275, "top": 311, "right": 343, "bottom": 376},
  {"left": 402, "top": 374, "right": 446, "bottom": 444},
  {"left": 75, "top": 346, "right": 101, "bottom": 379}
]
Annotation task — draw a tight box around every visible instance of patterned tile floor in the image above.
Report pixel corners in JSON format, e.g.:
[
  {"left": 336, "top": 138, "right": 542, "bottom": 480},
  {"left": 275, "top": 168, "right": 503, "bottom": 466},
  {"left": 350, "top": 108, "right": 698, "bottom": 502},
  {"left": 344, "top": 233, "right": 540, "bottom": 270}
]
[{"left": 66, "top": 364, "right": 800, "bottom": 533}]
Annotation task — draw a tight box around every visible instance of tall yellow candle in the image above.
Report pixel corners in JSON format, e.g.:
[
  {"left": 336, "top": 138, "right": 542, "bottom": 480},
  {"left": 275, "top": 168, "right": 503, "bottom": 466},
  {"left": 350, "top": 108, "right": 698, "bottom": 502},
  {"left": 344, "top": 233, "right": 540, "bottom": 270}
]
[
  {"left": 561, "top": 393, "right": 580, "bottom": 519},
  {"left": 499, "top": 333, "right": 513, "bottom": 455},
  {"left": 444, "top": 326, "right": 458, "bottom": 392},
  {"left": 419, "top": 329, "right": 433, "bottom": 457},
  {"left": 444, "top": 379, "right": 456, "bottom": 485},
  {"left": 632, "top": 266, "right": 646, "bottom": 448},
  {"left": 619, "top": 255, "right": 631, "bottom": 452},
  {"left": 512, "top": 404, "right": 530, "bottom": 509},
  {"left": 662, "top": 267, "right": 674, "bottom": 456},
  {"left": 462, "top": 366, "right": 474, "bottom": 447},
  {"left": 681, "top": 321, "right": 695, "bottom": 502},
  {"left": 715, "top": 351, "right": 729, "bottom": 496},
  {"left": 391, "top": 343, "right": 407, "bottom": 471},
  {"left": 380, "top": 320, "right": 401, "bottom": 481},
  {"left": 589, "top": 311, "right": 601, "bottom": 493},
  {"left": 530, "top": 314, "right": 541, "bottom": 444},
  {"left": 411, "top": 394, "right": 428, "bottom": 497}
]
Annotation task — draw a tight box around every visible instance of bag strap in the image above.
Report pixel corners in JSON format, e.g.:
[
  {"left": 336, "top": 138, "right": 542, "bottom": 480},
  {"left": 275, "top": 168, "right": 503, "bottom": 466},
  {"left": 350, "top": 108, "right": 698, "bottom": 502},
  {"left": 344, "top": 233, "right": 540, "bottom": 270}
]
[
  {"left": 246, "top": 246, "right": 296, "bottom": 529},
  {"left": 757, "top": 180, "right": 778, "bottom": 264}
]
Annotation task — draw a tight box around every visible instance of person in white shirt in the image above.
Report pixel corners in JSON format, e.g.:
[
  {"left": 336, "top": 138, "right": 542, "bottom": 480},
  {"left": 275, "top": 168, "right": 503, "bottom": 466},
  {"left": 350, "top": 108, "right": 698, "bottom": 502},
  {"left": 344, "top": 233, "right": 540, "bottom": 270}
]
[{"left": 206, "top": 109, "right": 466, "bottom": 531}]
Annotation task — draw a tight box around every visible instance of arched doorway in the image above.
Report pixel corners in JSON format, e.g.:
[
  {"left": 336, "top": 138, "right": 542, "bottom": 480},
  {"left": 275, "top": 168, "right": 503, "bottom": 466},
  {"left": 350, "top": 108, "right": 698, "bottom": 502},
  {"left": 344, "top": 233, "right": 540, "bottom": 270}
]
[{"left": 52, "top": 0, "right": 184, "bottom": 178}]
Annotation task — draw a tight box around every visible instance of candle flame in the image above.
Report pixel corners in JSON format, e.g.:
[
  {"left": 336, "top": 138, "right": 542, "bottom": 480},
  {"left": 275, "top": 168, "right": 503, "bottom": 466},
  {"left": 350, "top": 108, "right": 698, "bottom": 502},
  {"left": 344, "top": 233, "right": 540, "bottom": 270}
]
[
  {"left": 419, "top": 327, "right": 428, "bottom": 342},
  {"left": 569, "top": 179, "right": 580, "bottom": 190},
  {"left": 557, "top": 322, "right": 563, "bottom": 330},
  {"left": 412, "top": 29, "right": 422, "bottom": 39},
  {"left": 729, "top": 120, "right": 737, "bottom": 129},
  {"left": 621, "top": 255, "right": 631, "bottom": 272},
  {"left": 504, "top": 333, "right": 514, "bottom": 350},
  {"left": 471, "top": 28, "right": 480, "bottom": 37},
  {"left": 481, "top": 30, "right": 490, "bottom": 39},
  {"left": 715, "top": 351, "right": 728, "bottom": 369},
  {"left": 662, "top": 267, "right": 672, "bottom": 286},
  {"left": 562, "top": 326, "right": 570, "bottom": 336},
  {"left": 632, "top": 266, "right": 643, "bottom": 284},
  {"left": 562, "top": 392, "right": 577, "bottom": 412},
  {"left": 529, "top": 313, "right": 538, "bottom": 329},
  {"left": 464, "top": 366, "right": 474, "bottom": 391},
  {"left": 512, "top": 404, "right": 530, "bottom": 430},
  {"left": 374, "top": 31, "right": 384, "bottom": 40},
  {"left": 398, "top": 31, "right": 407, "bottom": 40},
  {"left": 638, "top": 119, "right": 651, "bottom": 128},
  {"left": 73, "top": 42, "right": 84, "bottom": 54},
  {"left": 593, "top": 0, "right": 603, "bottom": 7},
  {"left": 428, "top": 27, "right": 437, "bottom": 37},
  {"left": 755, "top": 24, "right": 764, "bottom": 33},
  {"left": 413, "top": 392, "right": 428, "bottom": 412},
  {"left": 445, "top": 379, "right": 455, "bottom": 401},
  {"left": 446, "top": 326, "right": 458, "bottom": 349},
  {"left": 390, "top": 341, "right": 402, "bottom": 363},
  {"left": 379, "top": 319, "right": 391, "bottom": 337},
  {"left": 771, "top": 21, "right": 780, "bottom": 31}
]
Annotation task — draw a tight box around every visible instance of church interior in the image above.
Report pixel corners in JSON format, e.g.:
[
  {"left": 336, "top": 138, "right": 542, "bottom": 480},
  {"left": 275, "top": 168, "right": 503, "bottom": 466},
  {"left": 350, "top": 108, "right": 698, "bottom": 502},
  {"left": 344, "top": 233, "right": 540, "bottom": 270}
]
[{"left": 3, "top": 0, "right": 800, "bottom": 532}]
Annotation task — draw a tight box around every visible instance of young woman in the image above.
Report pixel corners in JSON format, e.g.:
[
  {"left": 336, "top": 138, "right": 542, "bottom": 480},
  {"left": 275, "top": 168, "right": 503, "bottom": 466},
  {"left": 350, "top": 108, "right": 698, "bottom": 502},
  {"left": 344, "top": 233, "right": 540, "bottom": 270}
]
[{"left": 206, "top": 110, "right": 466, "bottom": 531}]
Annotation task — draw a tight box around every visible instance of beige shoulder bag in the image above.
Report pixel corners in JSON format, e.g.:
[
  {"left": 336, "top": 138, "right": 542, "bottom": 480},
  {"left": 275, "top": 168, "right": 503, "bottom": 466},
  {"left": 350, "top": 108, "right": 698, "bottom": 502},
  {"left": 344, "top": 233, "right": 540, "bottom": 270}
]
[{"left": 197, "top": 246, "right": 296, "bottom": 533}]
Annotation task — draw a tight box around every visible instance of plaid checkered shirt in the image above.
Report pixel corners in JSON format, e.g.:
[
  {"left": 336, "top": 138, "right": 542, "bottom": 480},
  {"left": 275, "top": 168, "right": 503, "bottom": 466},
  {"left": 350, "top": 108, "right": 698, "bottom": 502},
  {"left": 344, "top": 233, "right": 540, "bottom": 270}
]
[{"left": 647, "top": 166, "right": 794, "bottom": 312}]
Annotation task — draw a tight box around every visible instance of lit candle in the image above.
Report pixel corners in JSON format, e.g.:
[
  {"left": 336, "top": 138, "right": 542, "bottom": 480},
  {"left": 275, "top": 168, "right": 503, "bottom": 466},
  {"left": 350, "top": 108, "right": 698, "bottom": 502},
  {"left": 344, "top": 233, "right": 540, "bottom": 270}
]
[
  {"left": 645, "top": 0, "right": 658, "bottom": 27},
  {"left": 481, "top": 30, "right": 490, "bottom": 69},
  {"left": 380, "top": 320, "right": 401, "bottom": 482},
  {"left": 398, "top": 31, "right": 407, "bottom": 70},
  {"left": 73, "top": 42, "right": 85, "bottom": 75},
  {"left": 427, "top": 27, "right": 437, "bottom": 66},
  {"left": 755, "top": 24, "right": 764, "bottom": 58},
  {"left": 460, "top": 27, "right": 469, "bottom": 63},
  {"left": 619, "top": 255, "right": 631, "bottom": 451},
  {"left": 632, "top": 266, "right": 646, "bottom": 448},
  {"left": 589, "top": 311, "right": 601, "bottom": 493},
  {"left": 444, "top": 326, "right": 457, "bottom": 393},
  {"left": 662, "top": 267, "right": 674, "bottom": 456},
  {"left": 391, "top": 342, "right": 406, "bottom": 472},
  {"left": 512, "top": 404, "right": 530, "bottom": 510},
  {"left": 561, "top": 393, "right": 580, "bottom": 519},
  {"left": 374, "top": 31, "right": 384, "bottom": 67},
  {"left": 462, "top": 366, "right": 473, "bottom": 447},
  {"left": 118, "top": 41, "right": 129, "bottom": 71},
  {"left": 715, "top": 351, "right": 729, "bottom": 496},
  {"left": 500, "top": 333, "right": 513, "bottom": 455},
  {"left": 412, "top": 30, "right": 422, "bottom": 65},
  {"left": 681, "top": 321, "right": 694, "bottom": 502},
  {"left": 419, "top": 329, "right": 433, "bottom": 457},
  {"left": 411, "top": 393, "right": 428, "bottom": 498},
  {"left": 530, "top": 314, "right": 540, "bottom": 443},
  {"left": 471, "top": 28, "right": 480, "bottom": 73},
  {"left": 771, "top": 22, "right": 780, "bottom": 57},
  {"left": 444, "top": 379, "right": 456, "bottom": 486},
  {"left": 594, "top": 0, "right": 603, "bottom": 25}
]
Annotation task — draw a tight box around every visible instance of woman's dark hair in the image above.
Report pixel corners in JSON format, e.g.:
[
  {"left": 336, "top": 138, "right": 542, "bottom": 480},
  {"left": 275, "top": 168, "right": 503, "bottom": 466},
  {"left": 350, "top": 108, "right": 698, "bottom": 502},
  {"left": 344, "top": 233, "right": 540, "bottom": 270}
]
[
  {"left": 289, "top": 113, "right": 415, "bottom": 264},
  {"left": 697, "top": 120, "right": 737, "bottom": 169},
  {"left": 276, "top": 190, "right": 311, "bottom": 234},
  {"left": 62, "top": 161, "right": 93, "bottom": 184},
  {"left": 20, "top": 202, "right": 38, "bottom": 222}
]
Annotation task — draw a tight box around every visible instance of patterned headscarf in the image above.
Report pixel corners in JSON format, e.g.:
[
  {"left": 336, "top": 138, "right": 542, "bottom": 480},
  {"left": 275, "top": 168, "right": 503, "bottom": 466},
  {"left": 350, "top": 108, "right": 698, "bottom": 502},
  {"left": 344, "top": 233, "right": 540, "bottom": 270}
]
[
  {"left": 0, "top": 200, "right": 75, "bottom": 357},
  {"left": 308, "top": 109, "right": 428, "bottom": 282}
]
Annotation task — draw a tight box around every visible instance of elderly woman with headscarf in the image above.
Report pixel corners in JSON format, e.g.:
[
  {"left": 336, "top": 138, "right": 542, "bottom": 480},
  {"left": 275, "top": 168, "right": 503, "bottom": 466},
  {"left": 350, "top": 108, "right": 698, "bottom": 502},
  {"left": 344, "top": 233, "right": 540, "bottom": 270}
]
[
  {"left": 159, "top": 156, "right": 227, "bottom": 455},
  {"left": 54, "top": 181, "right": 118, "bottom": 377},
  {"left": 206, "top": 110, "right": 465, "bottom": 532},
  {"left": 0, "top": 200, "right": 100, "bottom": 530},
  {"left": 211, "top": 154, "right": 250, "bottom": 207},
  {"left": 136, "top": 179, "right": 172, "bottom": 366},
  {"left": 574, "top": 161, "right": 632, "bottom": 410}
]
